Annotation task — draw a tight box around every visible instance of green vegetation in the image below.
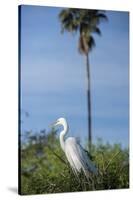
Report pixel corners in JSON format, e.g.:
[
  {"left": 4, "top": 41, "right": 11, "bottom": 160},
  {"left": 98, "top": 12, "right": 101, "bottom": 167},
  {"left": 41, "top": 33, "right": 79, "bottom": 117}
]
[{"left": 20, "top": 129, "right": 129, "bottom": 195}]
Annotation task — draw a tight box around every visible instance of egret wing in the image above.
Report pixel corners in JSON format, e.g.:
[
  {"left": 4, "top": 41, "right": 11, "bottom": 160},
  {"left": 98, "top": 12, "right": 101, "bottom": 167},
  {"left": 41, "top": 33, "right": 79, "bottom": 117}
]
[{"left": 65, "top": 137, "right": 97, "bottom": 178}]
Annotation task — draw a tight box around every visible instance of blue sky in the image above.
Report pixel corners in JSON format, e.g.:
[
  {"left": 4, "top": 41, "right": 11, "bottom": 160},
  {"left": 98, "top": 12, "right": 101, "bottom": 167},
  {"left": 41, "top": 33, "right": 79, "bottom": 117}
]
[{"left": 20, "top": 5, "right": 129, "bottom": 147}]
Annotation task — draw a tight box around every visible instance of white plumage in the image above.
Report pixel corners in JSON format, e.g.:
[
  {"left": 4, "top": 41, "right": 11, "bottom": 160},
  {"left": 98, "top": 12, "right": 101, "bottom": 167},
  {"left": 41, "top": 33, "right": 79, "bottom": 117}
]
[{"left": 51, "top": 117, "right": 98, "bottom": 178}]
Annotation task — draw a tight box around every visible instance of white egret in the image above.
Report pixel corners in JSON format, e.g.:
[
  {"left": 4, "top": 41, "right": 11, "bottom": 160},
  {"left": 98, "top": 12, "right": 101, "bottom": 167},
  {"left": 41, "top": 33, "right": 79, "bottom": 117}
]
[{"left": 51, "top": 117, "right": 98, "bottom": 179}]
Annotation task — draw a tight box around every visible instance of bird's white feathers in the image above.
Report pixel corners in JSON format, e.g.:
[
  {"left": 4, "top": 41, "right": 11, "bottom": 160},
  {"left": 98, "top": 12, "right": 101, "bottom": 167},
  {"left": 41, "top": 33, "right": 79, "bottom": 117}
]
[
  {"left": 65, "top": 137, "right": 98, "bottom": 177},
  {"left": 52, "top": 117, "right": 98, "bottom": 179}
]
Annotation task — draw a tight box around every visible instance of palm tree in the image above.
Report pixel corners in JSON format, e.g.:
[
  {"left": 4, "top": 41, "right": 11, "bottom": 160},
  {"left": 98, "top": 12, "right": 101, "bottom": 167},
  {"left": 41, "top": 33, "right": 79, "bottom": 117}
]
[{"left": 59, "top": 8, "right": 108, "bottom": 153}]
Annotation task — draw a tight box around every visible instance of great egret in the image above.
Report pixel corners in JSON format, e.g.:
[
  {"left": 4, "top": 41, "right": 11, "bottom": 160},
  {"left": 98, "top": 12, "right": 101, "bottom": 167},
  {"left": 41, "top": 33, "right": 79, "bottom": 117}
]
[{"left": 51, "top": 117, "right": 98, "bottom": 179}]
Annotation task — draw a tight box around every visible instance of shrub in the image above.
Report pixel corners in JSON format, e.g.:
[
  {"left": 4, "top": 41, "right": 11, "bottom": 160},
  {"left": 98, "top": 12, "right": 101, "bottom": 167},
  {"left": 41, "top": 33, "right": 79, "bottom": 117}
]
[{"left": 20, "top": 130, "right": 129, "bottom": 195}]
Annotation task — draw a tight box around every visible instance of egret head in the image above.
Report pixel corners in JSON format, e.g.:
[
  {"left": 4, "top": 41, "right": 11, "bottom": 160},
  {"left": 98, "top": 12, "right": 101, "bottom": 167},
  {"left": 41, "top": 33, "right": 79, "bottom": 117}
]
[{"left": 51, "top": 117, "right": 67, "bottom": 128}]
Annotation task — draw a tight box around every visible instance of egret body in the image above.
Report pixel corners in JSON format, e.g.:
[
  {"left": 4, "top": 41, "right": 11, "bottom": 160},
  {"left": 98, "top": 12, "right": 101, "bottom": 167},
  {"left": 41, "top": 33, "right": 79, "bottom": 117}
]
[{"left": 52, "top": 118, "right": 98, "bottom": 178}]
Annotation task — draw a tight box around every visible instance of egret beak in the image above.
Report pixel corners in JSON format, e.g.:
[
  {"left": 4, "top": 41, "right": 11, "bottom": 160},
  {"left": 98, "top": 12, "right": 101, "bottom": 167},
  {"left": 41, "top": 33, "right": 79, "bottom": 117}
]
[{"left": 49, "top": 120, "right": 59, "bottom": 128}]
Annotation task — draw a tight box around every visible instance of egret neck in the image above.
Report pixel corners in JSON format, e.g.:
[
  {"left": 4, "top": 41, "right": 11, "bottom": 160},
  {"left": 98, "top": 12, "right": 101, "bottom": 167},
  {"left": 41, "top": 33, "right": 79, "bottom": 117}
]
[{"left": 59, "top": 120, "right": 69, "bottom": 152}]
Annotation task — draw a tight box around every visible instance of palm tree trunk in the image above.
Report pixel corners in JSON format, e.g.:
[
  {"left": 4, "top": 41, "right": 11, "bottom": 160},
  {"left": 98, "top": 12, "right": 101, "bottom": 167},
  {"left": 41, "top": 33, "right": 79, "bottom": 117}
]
[{"left": 86, "top": 54, "right": 92, "bottom": 153}]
